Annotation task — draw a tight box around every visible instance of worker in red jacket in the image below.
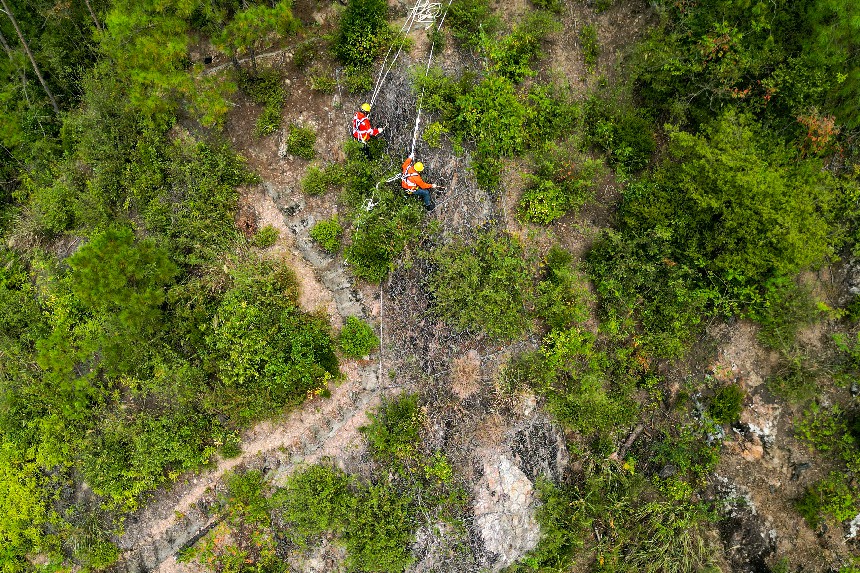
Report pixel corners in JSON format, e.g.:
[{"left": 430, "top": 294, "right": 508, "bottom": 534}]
[
  {"left": 351, "top": 103, "right": 383, "bottom": 158},
  {"left": 401, "top": 153, "right": 436, "bottom": 211}
]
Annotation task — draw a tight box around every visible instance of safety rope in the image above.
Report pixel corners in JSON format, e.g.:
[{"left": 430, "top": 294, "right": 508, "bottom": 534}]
[
  {"left": 369, "top": 1, "right": 444, "bottom": 107},
  {"left": 409, "top": 0, "right": 452, "bottom": 157}
]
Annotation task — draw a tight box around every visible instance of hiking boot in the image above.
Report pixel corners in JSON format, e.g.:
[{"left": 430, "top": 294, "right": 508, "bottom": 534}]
[{"left": 425, "top": 201, "right": 436, "bottom": 212}]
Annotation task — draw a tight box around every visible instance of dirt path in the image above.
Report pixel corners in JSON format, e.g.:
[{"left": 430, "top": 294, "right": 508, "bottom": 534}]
[{"left": 116, "top": 177, "right": 390, "bottom": 573}]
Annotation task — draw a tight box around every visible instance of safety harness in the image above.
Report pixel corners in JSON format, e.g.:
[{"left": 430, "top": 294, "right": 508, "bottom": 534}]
[{"left": 351, "top": 112, "right": 375, "bottom": 143}]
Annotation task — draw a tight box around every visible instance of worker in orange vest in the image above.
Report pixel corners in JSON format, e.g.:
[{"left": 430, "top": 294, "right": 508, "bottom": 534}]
[
  {"left": 401, "top": 153, "right": 436, "bottom": 211},
  {"left": 351, "top": 103, "right": 383, "bottom": 158}
]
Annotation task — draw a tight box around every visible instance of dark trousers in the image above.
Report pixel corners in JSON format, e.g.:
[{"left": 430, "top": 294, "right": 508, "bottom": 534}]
[{"left": 410, "top": 188, "right": 432, "bottom": 207}]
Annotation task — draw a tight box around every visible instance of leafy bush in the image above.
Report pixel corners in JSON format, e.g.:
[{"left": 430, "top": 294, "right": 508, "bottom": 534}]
[
  {"left": 795, "top": 403, "right": 860, "bottom": 475},
  {"left": 531, "top": 0, "right": 563, "bottom": 12},
  {"left": 308, "top": 69, "right": 337, "bottom": 93},
  {"left": 766, "top": 357, "right": 819, "bottom": 404},
  {"left": 275, "top": 464, "right": 354, "bottom": 544},
  {"left": 239, "top": 71, "right": 287, "bottom": 137},
  {"left": 276, "top": 464, "right": 415, "bottom": 572},
  {"left": 535, "top": 246, "right": 591, "bottom": 330},
  {"left": 361, "top": 394, "right": 422, "bottom": 464},
  {"left": 310, "top": 216, "right": 344, "bottom": 252},
  {"left": 82, "top": 410, "right": 218, "bottom": 510},
  {"left": 588, "top": 106, "right": 654, "bottom": 174},
  {"left": 447, "top": 0, "right": 500, "bottom": 49},
  {"left": 207, "top": 260, "right": 338, "bottom": 421},
  {"left": 344, "top": 484, "right": 415, "bottom": 573},
  {"left": 707, "top": 385, "right": 744, "bottom": 424},
  {"left": 333, "top": 0, "right": 389, "bottom": 68},
  {"left": 579, "top": 24, "right": 599, "bottom": 72},
  {"left": 252, "top": 225, "right": 279, "bottom": 248},
  {"left": 665, "top": 111, "right": 839, "bottom": 281},
  {"left": 797, "top": 472, "right": 858, "bottom": 528},
  {"left": 285, "top": 124, "right": 317, "bottom": 159},
  {"left": 518, "top": 146, "right": 604, "bottom": 224},
  {"left": 345, "top": 188, "right": 422, "bottom": 282},
  {"left": 301, "top": 166, "right": 328, "bottom": 196},
  {"left": 422, "top": 122, "right": 448, "bottom": 148},
  {"left": 429, "top": 230, "right": 536, "bottom": 340},
  {"left": 344, "top": 66, "right": 374, "bottom": 93},
  {"left": 223, "top": 470, "right": 272, "bottom": 526},
  {"left": 748, "top": 277, "right": 820, "bottom": 350},
  {"left": 455, "top": 74, "right": 531, "bottom": 161},
  {"left": 339, "top": 316, "right": 379, "bottom": 358},
  {"left": 484, "top": 11, "right": 561, "bottom": 83},
  {"left": 512, "top": 463, "right": 718, "bottom": 573},
  {"left": 293, "top": 39, "right": 319, "bottom": 70}
]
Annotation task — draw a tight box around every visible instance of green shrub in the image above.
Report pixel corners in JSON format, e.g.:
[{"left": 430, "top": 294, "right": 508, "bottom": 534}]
[
  {"left": 448, "top": 0, "right": 500, "bottom": 49},
  {"left": 651, "top": 425, "right": 721, "bottom": 486},
  {"left": 308, "top": 69, "right": 336, "bottom": 93},
  {"left": 796, "top": 472, "right": 858, "bottom": 528},
  {"left": 484, "top": 11, "right": 561, "bottom": 83},
  {"left": 256, "top": 102, "right": 283, "bottom": 136},
  {"left": 310, "top": 216, "right": 344, "bottom": 252},
  {"left": 429, "top": 230, "right": 536, "bottom": 340},
  {"left": 748, "top": 277, "right": 820, "bottom": 350},
  {"left": 207, "top": 261, "right": 338, "bottom": 421},
  {"left": 707, "top": 385, "right": 744, "bottom": 424},
  {"left": 518, "top": 146, "right": 604, "bottom": 224},
  {"left": 301, "top": 166, "right": 329, "bottom": 196},
  {"left": 339, "top": 316, "right": 379, "bottom": 358},
  {"left": 345, "top": 188, "right": 422, "bottom": 282},
  {"left": 333, "top": 0, "right": 389, "bottom": 68},
  {"left": 579, "top": 24, "right": 599, "bottom": 72},
  {"left": 82, "top": 410, "right": 218, "bottom": 510},
  {"left": 766, "top": 357, "right": 819, "bottom": 404},
  {"left": 422, "top": 121, "right": 448, "bottom": 148},
  {"left": 344, "top": 484, "right": 415, "bottom": 573},
  {"left": 239, "top": 71, "right": 287, "bottom": 137},
  {"left": 252, "top": 225, "right": 279, "bottom": 248},
  {"left": 344, "top": 66, "right": 374, "bottom": 93},
  {"left": 223, "top": 470, "right": 271, "bottom": 526},
  {"left": 275, "top": 465, "right": 354, "bottom": 544},
  {"left": 286, "top": 124, "right": 316, "bottom": 159},
  {"left": 361, "top": 394, "right": 422, "bottom": 464},
  {"left": 293, "top": 39, "right": 319, "bottom": 70},
  {"left": 589, "top": 110, "right": 654, "bottom": 174},
  {"left": 531, "top": 0, "right": 563, "bottom": 12},
  {"left": 454, "top": 74, "right": 531, "bottom": 160},
  {"left": 535, "top": 246, "right": 591, "bottom": 330}
]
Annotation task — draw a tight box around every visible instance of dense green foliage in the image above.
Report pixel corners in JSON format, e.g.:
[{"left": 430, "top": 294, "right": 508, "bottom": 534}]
[
  {"left": 518, "top": 145, "right": 604, "bottom": 224},
  {"left": 310, "top": 215, "right": 344, "bottom": 252},
  {"left": 333, "top": 0, "right": 389, "bottom": 68},
  {"left": 429, "top": 230, "right": 536, "bottom": 340},
  {"left": 338, "top": 316, "right": 380, "bottom": 358},
  {"left": 3, "top": 0, "right": 860, "bottom": 569},
  {"left": 285, "top": 124, "right": 317, "bottom": 160}
]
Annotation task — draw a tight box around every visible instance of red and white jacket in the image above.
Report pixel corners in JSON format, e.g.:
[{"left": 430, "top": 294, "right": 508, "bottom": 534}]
[{"left": 351, "top": 111, "right": 380, "bottom": 143}]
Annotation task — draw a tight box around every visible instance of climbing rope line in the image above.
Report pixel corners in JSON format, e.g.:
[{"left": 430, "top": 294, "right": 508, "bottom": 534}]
[
  {"left": 409, "top": 0, "right": 452, "bottom": 157},
  {"left": 369, "top": 1, "right": 444, "bottom": 107}
]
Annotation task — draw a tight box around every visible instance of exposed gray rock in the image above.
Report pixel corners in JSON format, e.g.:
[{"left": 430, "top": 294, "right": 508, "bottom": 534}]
[{"left": 472, "top": 453, "right": 541, "bottom": 571}]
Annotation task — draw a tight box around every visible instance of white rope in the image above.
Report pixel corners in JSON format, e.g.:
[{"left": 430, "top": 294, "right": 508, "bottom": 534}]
[
  {"left": 369, "top": 1, "right": 444, "bottom": 107},
  {"left": 409, "top": 0, "right": 452, "bottom": 157}
]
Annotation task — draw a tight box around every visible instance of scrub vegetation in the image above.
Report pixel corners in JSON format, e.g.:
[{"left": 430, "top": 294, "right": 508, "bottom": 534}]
[{"left": 2, "top": 0, "right": 860, "bottom": 571}]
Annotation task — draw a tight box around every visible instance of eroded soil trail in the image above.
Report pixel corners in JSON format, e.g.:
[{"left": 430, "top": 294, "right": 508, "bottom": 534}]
[{"left": 117, "top": 180, "right": 389, "bottom": 573}]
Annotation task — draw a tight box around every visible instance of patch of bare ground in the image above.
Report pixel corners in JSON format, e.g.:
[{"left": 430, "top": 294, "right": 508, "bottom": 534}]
[
  {"left": 246, "top": 185, "right": 341, "bottom": 324},
  {"left": 692, "top": 309, "right": 859, "bottom": 571},
  {"left": 538, "top": 0, "right": 655, "bottom": 94}
]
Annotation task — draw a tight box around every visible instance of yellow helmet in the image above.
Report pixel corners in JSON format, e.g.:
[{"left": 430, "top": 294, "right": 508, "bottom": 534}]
[
  {"left": 414, "top": 161, "right": 424, "bottom": 172},
  {"left": 360, "top": 103, "right": 371, "bottom": 112}
]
